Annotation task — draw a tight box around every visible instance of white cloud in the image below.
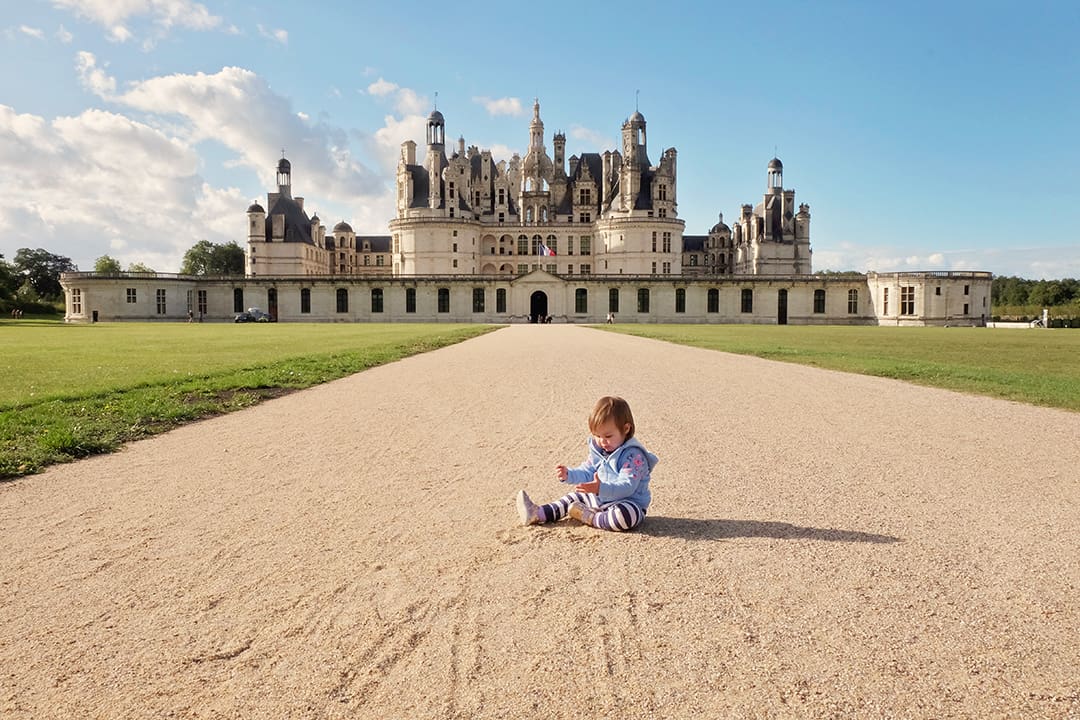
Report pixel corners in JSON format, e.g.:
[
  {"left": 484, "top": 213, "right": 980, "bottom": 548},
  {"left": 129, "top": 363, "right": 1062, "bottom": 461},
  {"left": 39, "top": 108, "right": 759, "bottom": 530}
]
[
  {"left": 256, "top": 23, "right": 287, "bottom": 45},
  {"left": 570, "top": 125, "right": 615, "bottom": 151},
  {"left": 473, "top": 96, "right": 523, "bottom": 117},
  {"left": 0, "top": 103, "right": 206, "bottom": 270},
  {"left": 52, "top": 0, "right": 223, "bottom": 43},
  {"left": 20, "top": 25, "right": 45, "bottom": 39},
  {"left": 367, "top": 78, "right": 398, "bottom": 97},
  {"left": 75, "top": 51, "right": 117, "bottom": 98},
  {"left": 56, "top": 24, "right": 74, "bottom": 43}
]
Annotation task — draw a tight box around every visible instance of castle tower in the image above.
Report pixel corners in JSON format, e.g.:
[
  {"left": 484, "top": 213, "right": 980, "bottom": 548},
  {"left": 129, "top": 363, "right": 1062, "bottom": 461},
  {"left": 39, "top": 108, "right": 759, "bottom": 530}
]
[
  {"left": 620, "top": 111, "right": 648, "bottom": 210},
  {"left": 245, "top": 200, "right": 265, "bottom": 276},
  {"left": 276, "top": 157, "right": 292, "bottom": 198},
  {"left": 426, "top": 109, "right": 446, "bottom": 209}
]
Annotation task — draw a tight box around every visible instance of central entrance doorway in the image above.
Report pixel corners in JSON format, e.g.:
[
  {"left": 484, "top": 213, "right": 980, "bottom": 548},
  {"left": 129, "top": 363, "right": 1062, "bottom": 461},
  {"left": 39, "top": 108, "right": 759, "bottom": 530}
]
[
  {"left": 530, "top": 291, "right": 548, "bottom": 323},
  {"left": 777, "top": 289, "right": 788, "bottom": 325}
]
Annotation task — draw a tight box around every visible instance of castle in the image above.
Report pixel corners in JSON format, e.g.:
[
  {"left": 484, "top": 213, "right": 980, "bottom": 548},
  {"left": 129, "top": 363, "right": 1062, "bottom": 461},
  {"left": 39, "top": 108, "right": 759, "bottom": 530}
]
[{"left": 61, "top": 101, "right": 990, "bottom": 325}]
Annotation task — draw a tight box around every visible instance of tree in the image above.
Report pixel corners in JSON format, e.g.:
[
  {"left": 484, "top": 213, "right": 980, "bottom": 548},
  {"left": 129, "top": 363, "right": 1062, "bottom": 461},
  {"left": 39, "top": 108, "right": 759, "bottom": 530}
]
[
  {"left": 94, "top": 255, "right": 123, "bottom": 273},
  {"left": 127, "top": 262, "right": 155, "bottom": 273},
  {"left": 180, "top": 240, "right": 245, "bottom": 276},
  {"left": 13, "top": 248, "right": 77, "bottom": 299},
  {"left": 0, "top": 254, "right": 19, "bottom": 304}
]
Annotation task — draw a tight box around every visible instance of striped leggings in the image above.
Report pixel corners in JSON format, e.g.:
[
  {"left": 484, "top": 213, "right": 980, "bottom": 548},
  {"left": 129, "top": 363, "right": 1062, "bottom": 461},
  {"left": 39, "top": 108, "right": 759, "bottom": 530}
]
[{"left": 540, "top": 491, "right": 646, "bottom": 532}]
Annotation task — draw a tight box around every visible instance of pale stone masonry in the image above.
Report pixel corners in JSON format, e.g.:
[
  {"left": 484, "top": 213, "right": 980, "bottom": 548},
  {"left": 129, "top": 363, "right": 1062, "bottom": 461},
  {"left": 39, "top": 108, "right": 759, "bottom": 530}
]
[{"left": 61, "top": 99, "right": 992, "bottom": 324}]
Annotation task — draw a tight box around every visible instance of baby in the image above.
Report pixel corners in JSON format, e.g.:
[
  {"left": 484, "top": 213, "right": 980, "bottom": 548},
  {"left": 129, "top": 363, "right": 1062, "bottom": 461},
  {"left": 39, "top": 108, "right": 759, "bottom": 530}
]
[{"left": 516, "top": 396, "right": 658, "bottom": 532}]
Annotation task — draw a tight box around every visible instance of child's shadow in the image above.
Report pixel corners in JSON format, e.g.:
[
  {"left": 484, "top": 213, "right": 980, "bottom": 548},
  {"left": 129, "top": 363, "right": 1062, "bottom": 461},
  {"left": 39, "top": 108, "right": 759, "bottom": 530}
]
[{"left": 639, "top": 516, "right": 900, "bottom": 544}]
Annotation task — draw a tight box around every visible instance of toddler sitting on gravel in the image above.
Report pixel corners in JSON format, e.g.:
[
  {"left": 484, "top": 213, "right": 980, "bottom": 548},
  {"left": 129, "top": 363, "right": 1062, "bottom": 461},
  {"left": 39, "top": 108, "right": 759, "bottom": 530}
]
[{"left": 516, "top": 395, "right": 657, "bottom": 532}]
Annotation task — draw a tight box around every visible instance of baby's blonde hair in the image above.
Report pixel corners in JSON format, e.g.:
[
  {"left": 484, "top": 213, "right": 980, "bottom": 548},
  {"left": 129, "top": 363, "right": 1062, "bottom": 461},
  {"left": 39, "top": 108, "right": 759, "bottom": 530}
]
[{"left": 588, "top": 396, "right": 635, "bottom": 440}]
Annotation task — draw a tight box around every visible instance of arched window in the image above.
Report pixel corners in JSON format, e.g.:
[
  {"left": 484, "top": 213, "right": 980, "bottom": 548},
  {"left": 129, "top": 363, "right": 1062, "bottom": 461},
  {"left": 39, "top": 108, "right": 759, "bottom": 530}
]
[
  {"left": 675, "top": 288, "right": 686, "bottom": 313},
  {"left": 847, "top": 289, "right": 859, "bottom": 314},
  {"left": 336, "top": 288, "right": 348, "bottom": 313},
  {"left": 575, "top": 288, "right": 588, "bottom": 314},
  {"left": 300, "top": 288, "right": 311, "bottom": 314},
  {"left": 637, "top": 288, "right": 650, "bottom": 313},
  {"left": 814, "top": 289, "right": 826, "bottom": 314},
  {"left": 707, "top": 288, "right": 719, "bottom": 313},
  {"left": 438, "top": 288, "right": 450, "bottom": 313},
  {"left": 609, "top": 288, "right": 619, "bottom": 313},
  {"left": 371, "top": 288, "right": 384, "bottom": 313}
]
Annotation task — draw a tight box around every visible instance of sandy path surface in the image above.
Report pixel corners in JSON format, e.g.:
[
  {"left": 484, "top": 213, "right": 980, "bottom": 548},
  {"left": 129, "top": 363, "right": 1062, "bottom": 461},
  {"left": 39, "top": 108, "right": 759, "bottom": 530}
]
[{"left": 2, "top": 324, "right": 1079, "bottom": 719}]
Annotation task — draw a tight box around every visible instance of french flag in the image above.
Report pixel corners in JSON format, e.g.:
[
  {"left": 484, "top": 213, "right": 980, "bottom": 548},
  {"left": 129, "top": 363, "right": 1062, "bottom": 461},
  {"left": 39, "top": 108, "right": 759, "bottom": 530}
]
[{"left": 539, "top": 242, "right": 556, "bottom": 257}]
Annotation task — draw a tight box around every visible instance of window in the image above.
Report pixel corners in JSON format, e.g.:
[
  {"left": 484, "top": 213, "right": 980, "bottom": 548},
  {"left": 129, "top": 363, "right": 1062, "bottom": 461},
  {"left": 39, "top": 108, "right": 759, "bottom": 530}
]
[
  {"left": 496, "top": 288, "right": 506, "bottom": 313},
  {"left": 197, "top": 290, "right": 207, "bottom": 316},
  {"left": 518, "top": 236, "right": 529, "bottom": 255},
  {"left": 371, "top": 288, "right": 384, "bottom": 313},
  {"left": 690, "top": 255, "right": 698, "bottom": 266},
  {"left": 301, "top": 288, "right": 311, "bottom": 313},
  {"left": 707, "top": 288, "right": 719, "bottom": 313},
  {"left": 578, "top": 212, "right": 591, "bottom": 223},
  {"left": 547, "top": 236, "right": 557, "bottom": 254},
  {"left": 964, "top": 284, "right": 970, "bottom": 295},
  {"left": 438, "top": 288, "right": 450, "bottom": 313},
  {"left": 453, "top": 259, "right": 458, "bottom": 268},
  {"left": 72, "top": 288, "right": 82, "bottom": 314},
  {"left": 157, "top": 289, "right": 167, "bottom": 315},
  {"left": 126, "top": 288, "right": 137, "bottom": 304},
  {"left": 900, "top": 286, "right": 915, "bottom": 315},
  {"left": 579, "top": 189, "right": 592, "bottom": 205},
  {"left": 935, "top": 286, "right": 941, "bottom": 296},
  {"left": 406, "top": 288, "right": 416, "bottom": 313},
  {"left": 814, "top": 289, "right": 826, "bottom": 314},
  {"left": 662, "top": 262, "right": 671, "bottom": 274},
  {"left": 233, "top": 288, "right": 243, "bottom": 313},
  {"left": 847, "top": 289, "right": 858, "bottom": 314},
  {"left": 964, "top": 303, "right": 969, "bottom": 315},
  {"left": 336, "top": 288, "right": 349, "bottom": 313},
  {"left": 662, "top": 232, "right": 671, "bottom": 253},
  {"left": 575, "top": 288, "right": 588, "bottom": 314},
  {"left": 651, "top": 232, "right": 657, "bottom": 252},
  {"left": 675, "top": 288, "right": 686, "bottom": 313},
  {"left": 637, "top": 288, "right": 650, "bottom": 313},
  {"left": 658, "top": 208, "right": 667, "bottom": 218},
  {"left": 651, "top": 262, "right": 657, "bottom": 275},
  {"left": 580, "top": 236, "right": 591, "bottom": 255},
  {"left": 609, "top": 288, "right": 620, "bottom": 313},
  {"left": 472, "top": 287, "right": 485, "bottom": 313},
  {"left": 741, "top": 288, "right": 753, "bottom": 313},
  {"left": 376, "top": 255, "right": 384, "bottom": 266},
  {"left": 364, "top": 255, "right": 371, "bottom": 266},
  {"left": 567, "top": 235, "right": 574, "bottom": 255},
  {"left": 517, "top": 264, "right": 528, "bottom": 274},
  {"left": 883, "top": 287, "right": 889, "bottom": 315},
  {"left": 580, "top": 264, "right": 591, "bottom": 275},
  {"left": 658, "top": 184, "right": 667, "bottom": 201},
  {"left": 186, "top": 290, "right": 193, "bottom": 313}
]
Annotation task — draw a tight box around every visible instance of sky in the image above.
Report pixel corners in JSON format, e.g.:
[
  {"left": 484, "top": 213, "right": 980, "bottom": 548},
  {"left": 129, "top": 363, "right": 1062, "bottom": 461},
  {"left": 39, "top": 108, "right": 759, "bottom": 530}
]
[{"left": 1, "top": 0, "right": 1078, "bottom": 279}]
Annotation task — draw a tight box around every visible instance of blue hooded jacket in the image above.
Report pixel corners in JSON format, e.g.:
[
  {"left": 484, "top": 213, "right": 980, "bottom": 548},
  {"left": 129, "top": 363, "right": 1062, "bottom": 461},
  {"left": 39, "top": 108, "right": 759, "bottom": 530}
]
[{"left": 564, "top": 436, "right": 659, "bottom": 509}]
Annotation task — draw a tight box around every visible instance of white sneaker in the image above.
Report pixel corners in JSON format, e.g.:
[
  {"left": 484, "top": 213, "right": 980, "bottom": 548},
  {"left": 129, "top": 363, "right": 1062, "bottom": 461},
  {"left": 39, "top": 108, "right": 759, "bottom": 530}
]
[{"left": 516, "top": 490, "right": 542, "bottom": 525}]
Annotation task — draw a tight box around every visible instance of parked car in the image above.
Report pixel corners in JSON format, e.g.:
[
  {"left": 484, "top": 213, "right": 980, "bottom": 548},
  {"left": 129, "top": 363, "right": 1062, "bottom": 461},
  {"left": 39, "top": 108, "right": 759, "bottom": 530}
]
[{"left": 234, "top": 307, "right": 274, "bottom": 323}]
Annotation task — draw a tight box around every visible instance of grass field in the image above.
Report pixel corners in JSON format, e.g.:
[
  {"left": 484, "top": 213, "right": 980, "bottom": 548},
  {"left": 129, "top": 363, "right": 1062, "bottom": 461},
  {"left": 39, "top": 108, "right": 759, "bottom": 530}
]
[
  {"left": 598, "top": 324, "right": 1080, "bottom": 413},
  {"left": 0, "top": 320, "right": 498, "bottom": 479}
]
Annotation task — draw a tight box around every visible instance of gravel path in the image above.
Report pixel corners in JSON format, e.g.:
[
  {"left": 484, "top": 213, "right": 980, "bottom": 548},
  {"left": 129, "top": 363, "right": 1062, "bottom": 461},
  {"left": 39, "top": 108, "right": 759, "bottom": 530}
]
[{"left": 2, "top": 324, "right": 1078, "bottom": 719}]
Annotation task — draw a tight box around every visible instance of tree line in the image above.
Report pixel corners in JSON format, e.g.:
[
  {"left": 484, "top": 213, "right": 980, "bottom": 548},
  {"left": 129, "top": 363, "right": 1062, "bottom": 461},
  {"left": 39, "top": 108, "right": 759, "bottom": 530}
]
[{"left": 991, "top": 276, "right": 1080, "bottom": 308}]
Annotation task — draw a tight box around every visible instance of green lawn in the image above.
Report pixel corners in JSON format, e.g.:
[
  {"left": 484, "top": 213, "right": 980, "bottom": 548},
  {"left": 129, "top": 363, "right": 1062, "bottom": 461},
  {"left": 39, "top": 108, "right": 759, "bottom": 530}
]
[
  {"left": 0, "top": 320, "right": 499, "bottom": 479},
  {"left": 597, "top": 324, "right": 1080, "bottom": 412}
]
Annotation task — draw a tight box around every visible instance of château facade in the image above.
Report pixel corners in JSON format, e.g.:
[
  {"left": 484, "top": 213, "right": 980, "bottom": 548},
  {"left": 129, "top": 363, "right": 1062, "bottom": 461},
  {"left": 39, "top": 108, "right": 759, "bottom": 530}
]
[{"left": 61, "top": 99, "right": 992, "bottom": 325}]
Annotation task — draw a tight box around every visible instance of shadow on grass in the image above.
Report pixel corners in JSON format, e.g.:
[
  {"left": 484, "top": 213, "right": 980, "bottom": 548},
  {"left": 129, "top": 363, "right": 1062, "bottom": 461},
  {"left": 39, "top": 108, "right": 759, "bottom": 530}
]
[{"left": 639, "top": 516, "right": 900, "bottom": 544}]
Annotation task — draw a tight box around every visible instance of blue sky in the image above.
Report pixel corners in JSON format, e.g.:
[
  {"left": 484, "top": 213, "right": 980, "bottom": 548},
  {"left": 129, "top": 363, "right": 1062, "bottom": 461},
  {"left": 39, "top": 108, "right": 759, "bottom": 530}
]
[{"left": 1, "top": 0, "right": 1077, "bottom": 278}]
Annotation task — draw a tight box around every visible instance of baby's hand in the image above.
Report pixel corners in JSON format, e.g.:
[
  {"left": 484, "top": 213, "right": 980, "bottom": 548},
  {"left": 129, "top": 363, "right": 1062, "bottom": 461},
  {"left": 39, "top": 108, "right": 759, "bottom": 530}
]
[{"left": 555, "top": 465, "right": 568, "bottom": 482}]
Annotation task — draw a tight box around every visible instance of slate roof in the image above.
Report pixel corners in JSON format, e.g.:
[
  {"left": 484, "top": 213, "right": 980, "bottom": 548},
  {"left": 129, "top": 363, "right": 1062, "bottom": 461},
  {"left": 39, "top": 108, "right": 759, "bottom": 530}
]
[
  {"left": 682, "top": 235, "right": 707, "bottom": 252},
  {"left": 357, "top": 236, "right": 392, "bottom": 253},
  {"left": 264, "top": 193, "right": 313, "bottom": 244}
]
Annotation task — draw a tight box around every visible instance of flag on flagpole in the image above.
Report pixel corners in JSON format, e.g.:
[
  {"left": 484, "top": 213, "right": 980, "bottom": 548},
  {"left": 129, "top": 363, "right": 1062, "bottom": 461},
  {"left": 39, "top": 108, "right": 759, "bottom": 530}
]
[{"left": 539, "top": 242, "right": 556, "bottom": 257}]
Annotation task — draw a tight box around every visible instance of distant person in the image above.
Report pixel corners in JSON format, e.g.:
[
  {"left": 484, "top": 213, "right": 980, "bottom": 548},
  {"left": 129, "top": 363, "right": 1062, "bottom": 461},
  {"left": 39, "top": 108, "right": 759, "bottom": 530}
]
[
  {"left": 606, "top": 312, "right": 615, "bottom": 324},
  {"left": 515, "top": 396, "right": 658, "bottom": 532},
  {"left": 187, "top": 309, "right": 194, "bottom": 323}
]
